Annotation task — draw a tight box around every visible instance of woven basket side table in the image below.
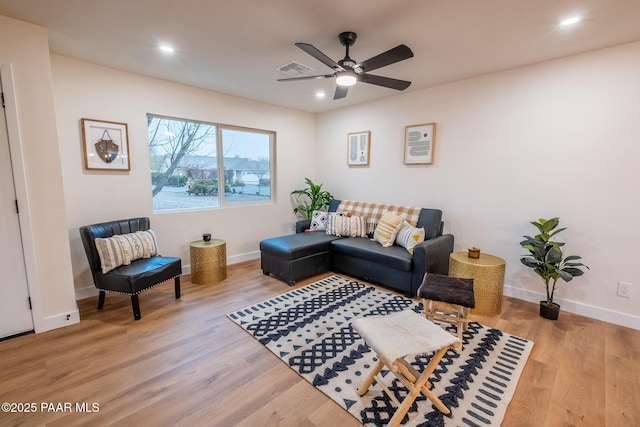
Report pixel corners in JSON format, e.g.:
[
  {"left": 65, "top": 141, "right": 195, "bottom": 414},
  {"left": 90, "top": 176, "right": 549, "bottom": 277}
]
[
  {"left": 190, "top": 239, "right": 227, "bottom": 284},
  {"left": 448, "top": 252, "right": 505, "bottom": 316}
]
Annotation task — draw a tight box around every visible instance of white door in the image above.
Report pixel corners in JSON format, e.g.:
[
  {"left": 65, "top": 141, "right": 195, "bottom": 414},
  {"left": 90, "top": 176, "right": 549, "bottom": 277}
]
[{"left": 0, "top": 78, "right": 34, "bottom": 339}]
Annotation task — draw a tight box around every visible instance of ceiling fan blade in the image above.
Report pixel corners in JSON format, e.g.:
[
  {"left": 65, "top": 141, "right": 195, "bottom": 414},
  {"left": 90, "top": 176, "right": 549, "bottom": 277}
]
[
  {"left": 357, "top": 44, "right": 414, "bottom": 72},
  {"left": 334, "top": 85, "right": 348, "bottom": 100},
  {"left": 296, "top": 43, "right": 344, "bottom": 71},
  {"left": 277, "top": 74, "right": 335, "bottom": 82},
  {"left": 358, "top": 73, "right": 412, "bottom": 91}
]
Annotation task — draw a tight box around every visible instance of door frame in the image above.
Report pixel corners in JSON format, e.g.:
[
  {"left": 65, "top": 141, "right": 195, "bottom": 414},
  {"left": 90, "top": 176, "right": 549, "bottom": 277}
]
[{"left": 1, "top": 63, "right": 45, "bottom": 332}]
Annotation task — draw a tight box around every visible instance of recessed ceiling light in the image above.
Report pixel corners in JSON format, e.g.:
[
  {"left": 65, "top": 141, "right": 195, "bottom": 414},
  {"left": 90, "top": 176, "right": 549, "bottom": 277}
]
[
  {"left": 559, "top": 16, "right": 581, "bottom": 27},
  {"left": 315, "top": 91, "right": 326, "bottom": 99},
  {"left": 159, "top": 44, "right": 175, "bottom": 54}
]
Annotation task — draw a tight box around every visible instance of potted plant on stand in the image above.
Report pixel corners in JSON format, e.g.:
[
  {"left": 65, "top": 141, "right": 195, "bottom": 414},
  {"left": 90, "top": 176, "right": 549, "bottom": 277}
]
[
  {"left": 290, "top": 177, "right": 334, "bottom": 220},
  {"left": 520, "top": 217, "right": 589, "bottom": 320}
]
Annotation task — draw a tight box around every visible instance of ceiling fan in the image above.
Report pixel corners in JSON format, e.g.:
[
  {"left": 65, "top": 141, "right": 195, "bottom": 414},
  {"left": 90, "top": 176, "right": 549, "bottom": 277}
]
[{"left": 278, "top": 31, "right": 414, "bottom": 100}]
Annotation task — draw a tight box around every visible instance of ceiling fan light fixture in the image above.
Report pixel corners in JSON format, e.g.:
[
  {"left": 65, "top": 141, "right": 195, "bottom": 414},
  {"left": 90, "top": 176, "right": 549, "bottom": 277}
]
[{"left": 336, "top": 71, "right": 357, "bottom": 87}]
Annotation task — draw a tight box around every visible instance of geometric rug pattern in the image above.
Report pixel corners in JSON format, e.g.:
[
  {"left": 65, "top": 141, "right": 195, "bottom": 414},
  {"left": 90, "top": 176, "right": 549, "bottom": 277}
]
[{"left": 228, "top": 275, "right": 533, "bottom": 426}]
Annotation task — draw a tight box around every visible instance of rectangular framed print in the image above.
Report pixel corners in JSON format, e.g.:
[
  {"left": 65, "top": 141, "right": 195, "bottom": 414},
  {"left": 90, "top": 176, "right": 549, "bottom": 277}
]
[
  {"left": 404, "top": 122, "right": 436, "bottom": 165},
  {"left": 81, "top": 118, "right": 130, "bottom": 171},
  {"left": 347, "top": 131, "right": 371, "bottom": 166}
]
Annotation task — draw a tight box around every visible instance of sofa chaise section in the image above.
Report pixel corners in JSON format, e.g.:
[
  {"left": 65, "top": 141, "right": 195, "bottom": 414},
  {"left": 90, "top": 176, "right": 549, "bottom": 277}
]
[
  {"left": 260, "top": 199, "right": 454, "bottom": 296},
  {"left": 260, "top": 231, "right": 341, "bottom": 285}
]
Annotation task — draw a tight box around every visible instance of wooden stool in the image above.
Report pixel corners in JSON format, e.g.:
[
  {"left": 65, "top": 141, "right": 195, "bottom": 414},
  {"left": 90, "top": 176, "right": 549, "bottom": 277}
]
[
  {"left": 352, "top": 310, "right": 459, "bottom": 427},
  {"left": 417, "top": 273, "right": 475, "bottom": 350}
]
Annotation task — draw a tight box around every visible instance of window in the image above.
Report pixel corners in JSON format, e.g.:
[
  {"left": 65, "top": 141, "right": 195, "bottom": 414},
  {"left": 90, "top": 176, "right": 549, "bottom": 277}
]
[{"left": 148, "top": 115, "right": 273, "bottom": 212}]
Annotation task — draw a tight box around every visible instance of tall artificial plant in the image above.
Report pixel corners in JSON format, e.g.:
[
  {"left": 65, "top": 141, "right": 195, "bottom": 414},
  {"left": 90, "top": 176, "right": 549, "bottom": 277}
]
[
  {"left": 520, "top": 217, "right": 589, "bottom": 307},
  {"left": 290, "top": 178, "right": 334, "bottom": 220}
]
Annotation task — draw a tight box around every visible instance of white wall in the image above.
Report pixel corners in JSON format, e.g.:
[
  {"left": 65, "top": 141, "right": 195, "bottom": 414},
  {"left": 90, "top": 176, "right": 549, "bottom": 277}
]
[
  {"left": 50, "top": 55, "right": 317, "bottom": 297},
  {"left": 317, "top": 41, "right": 640, "bottom": 329},
  {"left": 0, "top": 16, "right": 78, "bottom": 331}
]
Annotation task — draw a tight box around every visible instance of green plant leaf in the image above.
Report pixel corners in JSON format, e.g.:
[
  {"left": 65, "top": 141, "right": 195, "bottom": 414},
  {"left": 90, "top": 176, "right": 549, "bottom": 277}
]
[
  {"left": 557, "top": 270, "right": 574, "bottom": 282},
  {"left": 562, "top": 267, "right": 585, "bottom": 276},
  {"left": 541, "top": 217, "right": 559, "bottom": 233},
  {"left": 547, "top": 227, "right": 567, "bottom": 239},
  {"left": 521, "top": 258, "right": 540, "bottom": 268}
]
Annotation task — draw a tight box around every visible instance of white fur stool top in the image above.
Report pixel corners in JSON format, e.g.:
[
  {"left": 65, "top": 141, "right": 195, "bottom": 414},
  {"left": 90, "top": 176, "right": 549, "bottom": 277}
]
[{"left": 352, "top": 310, "right": 459, "bottom": 361}]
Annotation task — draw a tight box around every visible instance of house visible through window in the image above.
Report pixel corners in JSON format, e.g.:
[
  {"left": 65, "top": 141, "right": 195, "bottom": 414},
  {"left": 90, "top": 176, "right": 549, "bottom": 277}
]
[{"left": 148, "top": 115, "right": 273, "bottom": 212}]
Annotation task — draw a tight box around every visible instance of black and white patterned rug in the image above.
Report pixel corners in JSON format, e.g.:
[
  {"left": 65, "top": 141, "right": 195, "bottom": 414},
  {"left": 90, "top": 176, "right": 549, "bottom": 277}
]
[{"left": 228, "top": 275, "right": 533, "bottom": 426}]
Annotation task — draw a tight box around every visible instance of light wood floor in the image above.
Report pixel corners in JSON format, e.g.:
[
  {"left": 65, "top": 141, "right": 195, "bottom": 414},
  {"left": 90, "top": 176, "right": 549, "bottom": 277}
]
[{"left": 1, "top": 259, "right": 638, "bottom": 427}]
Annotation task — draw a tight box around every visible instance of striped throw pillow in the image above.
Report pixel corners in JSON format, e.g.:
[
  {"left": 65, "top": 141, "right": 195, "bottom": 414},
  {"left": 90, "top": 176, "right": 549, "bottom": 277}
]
[
  {"left": 94, "top": 236, "right": 128, "bottom": 274},
  {"left": 114, "top": 233, "right": 147, "bottom": 262},
  {"left": 326, "top": 215, "right": 367, "bottom": 237},
  {"left": 373, "top": 212, "right": 404, "bottom": 247},
  {"left": 395, "top": 221, "right": 425, "bottom": 254},
  {"left": 136, "top": 230, "right": 159, "bottom": 257}
]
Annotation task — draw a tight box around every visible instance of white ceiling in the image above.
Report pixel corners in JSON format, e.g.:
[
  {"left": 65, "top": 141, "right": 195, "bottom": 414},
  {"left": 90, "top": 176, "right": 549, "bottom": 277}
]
[{"left": 1, "top": 0, "right": 640, "bottom": 113}]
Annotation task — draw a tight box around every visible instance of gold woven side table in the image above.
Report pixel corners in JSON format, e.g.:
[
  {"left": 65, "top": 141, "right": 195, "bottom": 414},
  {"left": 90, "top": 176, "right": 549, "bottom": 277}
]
[
  {"left": 449, "top": 252, "right": 506, "bottom": 316},
  {"left": 190, "top": 239, "right": 227, "bottom": 284}
]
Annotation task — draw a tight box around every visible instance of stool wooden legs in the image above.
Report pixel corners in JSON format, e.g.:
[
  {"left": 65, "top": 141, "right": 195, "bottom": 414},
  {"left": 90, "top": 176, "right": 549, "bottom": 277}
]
[
  {"left": 357, "top": 346, "right": 453, "bottom": 427},
  {"left": 423, "top": 299, "right": 470, "bottom": 351},
  {"left": 357, "top": 360, "right": 384, "bottom": 397}
]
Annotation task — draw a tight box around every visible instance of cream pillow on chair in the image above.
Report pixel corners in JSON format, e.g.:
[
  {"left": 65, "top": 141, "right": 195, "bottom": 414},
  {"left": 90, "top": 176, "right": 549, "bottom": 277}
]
[{"left": 94, "top": 236, "right": 128, "bottom": 274}]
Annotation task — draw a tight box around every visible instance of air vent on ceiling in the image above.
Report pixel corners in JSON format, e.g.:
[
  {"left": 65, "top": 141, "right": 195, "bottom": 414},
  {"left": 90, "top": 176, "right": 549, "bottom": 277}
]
[{"left": 277, "top": 61, "right": 312, "bottom": 77}]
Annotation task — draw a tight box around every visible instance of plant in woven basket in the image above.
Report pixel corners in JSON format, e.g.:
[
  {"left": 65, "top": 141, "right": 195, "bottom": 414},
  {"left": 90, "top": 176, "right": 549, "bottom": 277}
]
[
  {"left": 520, "top": 217, "right": 589, "bottom": 319},
  {"left": 290, "top": 178, "right": 334, "bottom": 220}
]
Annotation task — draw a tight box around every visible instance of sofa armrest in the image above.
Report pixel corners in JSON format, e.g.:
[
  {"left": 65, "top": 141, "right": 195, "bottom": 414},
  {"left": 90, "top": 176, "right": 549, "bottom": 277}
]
[
  {"left": 411, "top": 234, "right": 454, "bottom": 294},
  {"left": 296, "top": 219, "right": 312, "bottom": 233}
]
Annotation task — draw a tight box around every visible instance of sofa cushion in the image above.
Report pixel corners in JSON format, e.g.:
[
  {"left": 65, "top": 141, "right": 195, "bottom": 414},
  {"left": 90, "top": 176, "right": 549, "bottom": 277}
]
[
  {"left": 309, "top": 210, "right": 345, "bottom": 231},
  {"left": 326, "top": 215, "right": 367, "bottom": 237},
  {"left": 331, "top": 237, "right": 413, "bottom": 271},
  {"left": 373, "top": 212, "right": 404, "bottom": 247},
  {"left": 395, "top": 221, "right": 425, "bottom": 254}
]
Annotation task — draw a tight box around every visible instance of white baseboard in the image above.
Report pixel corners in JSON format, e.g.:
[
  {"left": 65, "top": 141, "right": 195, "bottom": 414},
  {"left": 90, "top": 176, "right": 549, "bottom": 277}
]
[
  {"left": 229, "top": 250, "right": 261, "bottom": 265},
  {"left": 503, "top": 284, "right": 640, "bottom": 331},
  {"left": 75, "top": 285, "right": 100, "bottom": 300},
  {"left": 35, "top": 309, "right": 80, "bottom": 333},
  {"left": 75, "top": 251, "right": 261, "bottom": 300}
]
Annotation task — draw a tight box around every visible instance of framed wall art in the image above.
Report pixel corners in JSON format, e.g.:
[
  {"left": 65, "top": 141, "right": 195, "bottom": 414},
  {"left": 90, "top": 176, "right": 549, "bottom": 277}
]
[
  {"left": 347, "top": 131, "right": 371, "bottom": 166},
  {"left": 81, "top": 118, "right": 130, "bottom": 171},
  {"left": 404, "top": 122, "right": 436, "bottom": 165}
]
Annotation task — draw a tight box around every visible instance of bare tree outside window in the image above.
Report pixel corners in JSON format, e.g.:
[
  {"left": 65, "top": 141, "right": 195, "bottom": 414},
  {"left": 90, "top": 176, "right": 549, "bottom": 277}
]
[{"left": 148, "top": 115, "right": 273, "bottom": 212}]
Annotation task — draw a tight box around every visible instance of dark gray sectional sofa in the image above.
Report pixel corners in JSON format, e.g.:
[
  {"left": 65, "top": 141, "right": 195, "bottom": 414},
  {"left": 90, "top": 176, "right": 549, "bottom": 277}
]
[{"left": 259, "top": 199, "right": 454, "bottom": 296}]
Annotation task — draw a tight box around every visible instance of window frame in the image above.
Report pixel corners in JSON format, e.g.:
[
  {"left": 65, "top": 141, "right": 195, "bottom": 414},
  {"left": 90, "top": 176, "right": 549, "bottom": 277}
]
[{"left": 147, "top": 114, "right": 276, "bottom": 213}]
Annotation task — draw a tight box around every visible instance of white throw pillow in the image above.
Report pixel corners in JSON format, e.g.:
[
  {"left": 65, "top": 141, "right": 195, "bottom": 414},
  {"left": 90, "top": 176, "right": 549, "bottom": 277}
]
[
  {"left": 395, "top": 221, "right": 425, "bottom": 254},
  {"left": 309, "top": 210, "right": 345, "bottom": 231},
  {"left": 326, "top": 215, "right": 367, "bottom": 237},
  {"left": 94, "top": 236, "right": 128, "bottom": 274}
]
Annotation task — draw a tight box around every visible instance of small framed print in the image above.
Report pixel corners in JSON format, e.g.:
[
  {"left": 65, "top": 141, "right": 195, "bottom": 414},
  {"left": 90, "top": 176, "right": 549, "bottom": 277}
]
[
  {"left": 404, "top": 122, "right": 436, "bottom": 165},
  {"left": 81, "top": 118, "right": 130, "bottom": 171},
  {"left": 347, "top": 131, "right": 371, "bottom": 166}
]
